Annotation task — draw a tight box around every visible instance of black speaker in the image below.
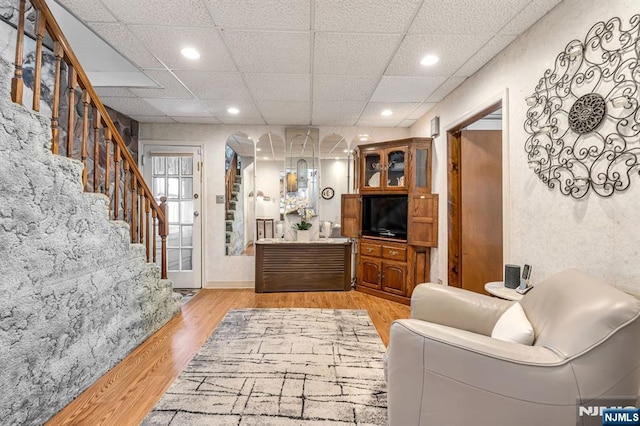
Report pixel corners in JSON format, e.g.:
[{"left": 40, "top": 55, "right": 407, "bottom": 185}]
[{"left": 504, "top": 264, "right": 521, "bottom": 289}]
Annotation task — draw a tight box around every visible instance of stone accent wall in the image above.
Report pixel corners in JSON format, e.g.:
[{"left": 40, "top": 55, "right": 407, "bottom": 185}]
[{"left": 0, "top": 57, "right": 180, "bottom": 424}]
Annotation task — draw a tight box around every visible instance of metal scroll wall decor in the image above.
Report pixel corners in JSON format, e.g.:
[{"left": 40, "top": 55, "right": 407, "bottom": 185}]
[{"left": 523, "top": 15, "right": 640, "bottom": 199}]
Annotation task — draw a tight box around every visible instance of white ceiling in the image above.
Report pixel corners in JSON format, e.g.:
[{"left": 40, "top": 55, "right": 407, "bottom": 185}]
[{"left": 52, "top": 0, "right": 563, "bottom": 127}]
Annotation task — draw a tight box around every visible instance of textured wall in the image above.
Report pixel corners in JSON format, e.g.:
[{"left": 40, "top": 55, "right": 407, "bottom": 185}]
[
  {"left": 410, "top": 0, "right": 640, "bottom": 296},
  {"left": 0, "top": 56, "right": 180, "bottom": 424}
]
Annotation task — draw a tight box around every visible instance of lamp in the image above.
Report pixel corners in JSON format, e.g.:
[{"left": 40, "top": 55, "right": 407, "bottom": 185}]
[
  {"left": 526, "top": 96, "right": 537, "bottom": 107},
  {"left": 611, "top": 96, "right": 631, "bottom": 108}
]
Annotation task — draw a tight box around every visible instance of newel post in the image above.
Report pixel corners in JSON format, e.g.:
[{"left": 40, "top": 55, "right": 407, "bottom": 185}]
[{"left": 159, "top": 196, "right": 169, "bottom": 279}]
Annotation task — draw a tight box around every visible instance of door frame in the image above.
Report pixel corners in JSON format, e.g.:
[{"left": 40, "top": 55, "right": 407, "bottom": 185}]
[
  {"left": 140, "top": 141, "right": 204, "bottom": 289},
  {"left": 443, "top": 89, "right": 511, "bottom": 288}
]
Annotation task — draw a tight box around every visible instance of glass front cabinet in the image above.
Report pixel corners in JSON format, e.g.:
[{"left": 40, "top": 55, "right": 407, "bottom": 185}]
[{"left": 343, "top": 137, "right": 437, "bottom": 305}]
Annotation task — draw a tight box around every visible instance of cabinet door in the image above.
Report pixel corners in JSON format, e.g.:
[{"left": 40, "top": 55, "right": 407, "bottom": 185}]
[
  {"left": 411, "top": 142, "right": 432, "bottom": 193},
  {"left": 381, "top": 261, "right": 407, "bottom": 295},
  {"left": 385, "top": 146, "right": 407, "bottom": 190},
  {"left": 408, "top": 194, "right": 438, "bottom": 247},
  {"left": 358, "top": 256, "right": 381, "bottom": 289},
  {"left": 361, "top": 149, "right": 383, "bottom": 190},
  {"left": 341, "top": 194, "right": 361, "bottom": 238}
]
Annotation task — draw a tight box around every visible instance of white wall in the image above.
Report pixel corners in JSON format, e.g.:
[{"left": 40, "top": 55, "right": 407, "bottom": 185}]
[
  {"left": 410, "top": 0, "right": 640, "bottom": 296},
  {"left": 319, "top": 158, "right": 350, "bottom": 224},
  {"left": 140, "top": 124, "right": 408, "bottom": 287}
]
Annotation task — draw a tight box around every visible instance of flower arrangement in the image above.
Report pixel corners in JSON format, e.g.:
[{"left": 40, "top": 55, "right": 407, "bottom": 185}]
[{"left": 295, "top": 219, "right": 312, "bottom": 230}]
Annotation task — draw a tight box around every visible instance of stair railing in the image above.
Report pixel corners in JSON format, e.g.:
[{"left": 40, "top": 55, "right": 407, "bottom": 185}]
[
  {"left": 225, "top": 152, "right": 238, "bottom": 214},
  {"left": 9, "top": 0, "right": 169, "bottom": 279}
]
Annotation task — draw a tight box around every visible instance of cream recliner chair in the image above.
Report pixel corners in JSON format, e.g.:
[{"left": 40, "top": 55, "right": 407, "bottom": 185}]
[{"left": 386, "top": 269, "right": 640, "bottom": 426}]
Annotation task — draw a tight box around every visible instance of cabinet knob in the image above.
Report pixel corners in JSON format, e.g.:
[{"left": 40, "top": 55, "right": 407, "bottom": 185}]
[
  {"left": 389, "top": 250, "right": 398, "bottom": 256},
  {"left": 366, "top": 247, "right": 373, "bottom": 253}
]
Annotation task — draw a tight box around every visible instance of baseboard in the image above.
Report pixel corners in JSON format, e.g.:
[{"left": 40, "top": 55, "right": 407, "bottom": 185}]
[{"left": 204, "top": 281, "right": 254, "bottom": 289}]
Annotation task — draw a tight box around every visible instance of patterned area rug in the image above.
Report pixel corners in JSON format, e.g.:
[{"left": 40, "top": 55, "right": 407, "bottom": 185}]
[{"left": 143, "top": 309, "right": 388, "bottom": 425}]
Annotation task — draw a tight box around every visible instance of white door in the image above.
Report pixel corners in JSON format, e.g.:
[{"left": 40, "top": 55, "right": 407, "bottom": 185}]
[{"left": 143, "top": 145, "right": 202, "bottom": 289}]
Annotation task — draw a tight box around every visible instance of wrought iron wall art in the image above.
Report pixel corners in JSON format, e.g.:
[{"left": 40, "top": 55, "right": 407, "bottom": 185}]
[{"left": 523, "top": 15, "right": 640, "bottom": 199}]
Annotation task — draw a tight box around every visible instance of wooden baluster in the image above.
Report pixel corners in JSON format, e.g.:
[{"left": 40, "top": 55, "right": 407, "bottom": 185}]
[
  {"left": 92, "top": 108, "right": 101, "bottom": 192},
  {"left": 81, "top": 91, "right": 90, "bottom": 190},
  {"left": 113, "top": 144, "right": 121, "bottom": 220},
  {"left": 159, "top": 197, "right": 169, "bottom": 279},
  {"left": 104, "top": 128, "right": 112, "bottom": 204},
  {"left": 66, "top": 67, "right": 77, "bottom": 156},
  {"left": 32, "top": 9, "right": 45, "bottom": 111},
  {"left": 139, "top": 188, "right": 145, "bottom": 244},
  {"left": 50, "top": 42, "right": 64, "bottom": 155},
  {"left": 123, "top": 161, "right": 130, "bottom": 223},
  {"left": 145, "top": 198, "right": 151, "bottom": 262},
  {"left": 11, "top": 0, "right": 25, "bottom": 104},
  {"left": 130, "top": 174, "right": 137, "bottom": 243},
  {"left": 152, "top": 209, "right": 158, "bottom": 263}
]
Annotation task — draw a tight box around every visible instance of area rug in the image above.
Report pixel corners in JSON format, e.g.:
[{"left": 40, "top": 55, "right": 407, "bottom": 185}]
[{"left": 143, "top": 308, "right": 388, "bottom": 425}]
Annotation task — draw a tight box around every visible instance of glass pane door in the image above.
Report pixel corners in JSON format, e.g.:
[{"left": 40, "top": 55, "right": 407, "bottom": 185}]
[
  {"left": 363, "top": 152, "right": 382, "bottom": 188},
  {"left": 386, "top": 149, "right": 406, "bottom": 188},
  {"left": 144, "top": 146, "right": 202, "bottom": 289}
]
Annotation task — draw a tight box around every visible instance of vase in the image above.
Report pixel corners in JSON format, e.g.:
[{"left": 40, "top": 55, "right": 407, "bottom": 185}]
[{"left": 296, "top": 229, "right": 311, "bottom": 242}]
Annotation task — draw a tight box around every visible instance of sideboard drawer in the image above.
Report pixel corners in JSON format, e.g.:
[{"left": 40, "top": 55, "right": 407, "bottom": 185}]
[
  {"left": 360, "top": 241, "right": 382, "bottom": 257},
  {"left": 382, "top": 245, "right": 407, "bottom": 261}
]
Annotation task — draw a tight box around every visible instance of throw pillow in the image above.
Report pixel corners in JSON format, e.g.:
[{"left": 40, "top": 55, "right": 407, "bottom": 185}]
[{"left": 491, "top": 303, "right": 535, "bottom": 345}]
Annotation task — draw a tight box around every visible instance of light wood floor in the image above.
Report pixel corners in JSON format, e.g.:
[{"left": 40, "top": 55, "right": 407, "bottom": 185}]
[{"left": 47, "top": 289, "right": 410, "bottom": 426}]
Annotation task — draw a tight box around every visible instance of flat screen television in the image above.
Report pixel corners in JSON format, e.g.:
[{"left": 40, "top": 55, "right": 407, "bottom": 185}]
[{"left": 362, "top": 195, "right": 408, "bottom": 240}]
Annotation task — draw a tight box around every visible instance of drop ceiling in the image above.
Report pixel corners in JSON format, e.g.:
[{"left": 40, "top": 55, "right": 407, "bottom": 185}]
[{"left": 52, "top": 0, "right": 563, "bottom": 127}]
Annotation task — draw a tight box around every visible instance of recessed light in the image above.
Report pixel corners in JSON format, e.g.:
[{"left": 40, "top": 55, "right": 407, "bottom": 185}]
[
  {"left": 359, "top": 134, "right": 369, "bottom": 141},
  {"left": 263, "top": 156, "right": 269, "bottom": 160},
  {"left": 227, "top": 107, "right": 240, "bottom": 114},
  {"left": 381, "top": 109, "right": 393, "bottom": 117},
  {"left": 256, "top": 148, "right": 262, "bottom": 152},
  {"left": 343, "top": 149, "right": 349, "bottom": 153},
  {"left": 420, "top": 54, "right": 439, "bottom": 66},
  {"left": 181, "top": 47, "right": 200, "bottom": 60}
]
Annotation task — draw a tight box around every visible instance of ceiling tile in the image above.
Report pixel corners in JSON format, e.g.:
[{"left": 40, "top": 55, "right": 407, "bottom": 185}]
[
  {"left": 398, "top": 119, "right": 418, "bottom": 127},
  {"left": 204, "top": 0, "right": 310, "bottom": 31},
  {"left": 407, "top": 103, "right": 436, "bottom": 120},
  {"left": 223, "top": 30, "right": 310, "bottom": 74},
  {"left": 218, "top": 116, "right": 266, "bottom": 125},
  {"left": 454, "top": 35, "right": 516, "bottom": 77},
  {"left": 312, "top": 101, "right": 366, "bottom": 126},
  {"left": 385, "top": 34, "right": 490, "bottom": 76},
  {"left": 202, "top": 99, "right": 262, "bottom": 117},
  {"left": 425, "top": 77, "right": 466, "bottom": 102},
  {"left": 314, "top": 0, "right": 421, "bottom": 33},
  {"left": 370, "top": 76, "right": 447, "bottom": 102},
  {"left": 87, "top": 23, "right": 163, "bottom": 69},
  {"left": 129, "top": 25, "right": 236, "bottom": 71},
  {"left": 313, "top": 75, "right": 379, "bottom": 101},
  {"left": 55, "top": 0, "right": 118, "bottom": 23},
  {"left": 100, "top": 97, "right": 165, "bottom": 117},
  {"left": 410, "top": 0, "right": 530, "bottom": 35},
  {"left": 94, "top": 87, "right": 137, "bottom": 98},
  {"left": 130, "top": 70, "right": 194, "bottom": 98},
  {"left": 173, "top": 70, "right": 252, "bottom": 100},
  {"left": 359, "top": 102, "right": 420, "bottom": 121},
  {"left": 173, "top": 116, "right": 223, "bottom": 124},
  {"left": 130, "top": 115, "right": 176, "bottom": 123},
  {"left": 256, "top": 100, "right": 310, "bottom": 125},
  {"left": 144, "top": 98, "right": 212, "bottom": 117},
  {"left": 100, "top": 0, "right": 215, "bottom": 26},
  {"left": 499, "top": 0, "right": 563, "bottom": 35},
  {"left": 355, "top": 119, "right": 403, "bottom": 127},
  {"left": 314, "top": 33, "right": 402, "bottom": 76},
  {"left": 244, "top": 74, "right": 310, "bottom": 101}
]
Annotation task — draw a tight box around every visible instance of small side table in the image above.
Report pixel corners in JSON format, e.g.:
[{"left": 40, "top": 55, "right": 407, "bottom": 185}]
[{"left": 484, "top": 281, "right": 523, "bottom": 301}]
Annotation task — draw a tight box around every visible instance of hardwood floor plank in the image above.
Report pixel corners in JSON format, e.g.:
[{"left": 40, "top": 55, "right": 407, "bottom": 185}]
[{"left": 46, "top": 289, "right": 410, "bottom": 426}]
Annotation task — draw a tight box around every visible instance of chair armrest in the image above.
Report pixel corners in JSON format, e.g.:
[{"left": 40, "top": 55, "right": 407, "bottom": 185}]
[
  {"left": 411, "top": 283, "right": 514, "bottom": 336},
  {"left": 387, "top": 319, "right": 578, "bottom": 426}
]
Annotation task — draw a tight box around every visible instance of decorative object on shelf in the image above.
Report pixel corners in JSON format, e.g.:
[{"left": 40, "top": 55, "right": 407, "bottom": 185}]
[
  {"left": 321, "top": 187, "right": 335, "bottom": 200},
  {"left": 523, "top": 15, "right": 640, "bottom": 199},
  {"left": 368, "top": 171, "right": 380, "bottom": 186},
  {"left": 295, "top": 228, "right": 311, "bottom": 242}
]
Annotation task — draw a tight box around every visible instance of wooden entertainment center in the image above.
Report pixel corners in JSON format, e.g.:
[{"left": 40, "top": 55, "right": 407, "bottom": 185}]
[{"left": 342, "top": 138, "right": 438, "bottom": 305}]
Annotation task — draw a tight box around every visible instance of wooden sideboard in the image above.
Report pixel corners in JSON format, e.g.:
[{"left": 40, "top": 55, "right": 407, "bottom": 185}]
[{"left": 255, "top": 240, "right": 352, "bottom": 293}]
